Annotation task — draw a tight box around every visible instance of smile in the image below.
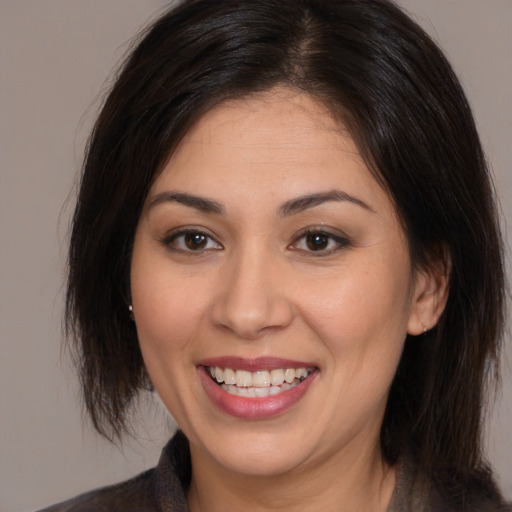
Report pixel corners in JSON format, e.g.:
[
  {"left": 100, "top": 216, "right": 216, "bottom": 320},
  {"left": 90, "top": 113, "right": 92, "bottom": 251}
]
[
  {"left": 198, "top": 357, "right": 318, "bottom": 419},
  {"left": 208, "top": 366, "right": 312, "bottom": 397}
]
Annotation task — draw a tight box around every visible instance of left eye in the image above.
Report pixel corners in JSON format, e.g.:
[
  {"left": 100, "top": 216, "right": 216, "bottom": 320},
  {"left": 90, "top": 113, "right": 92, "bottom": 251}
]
[
  {"left": 291, "top": 231, "right": 347, "bottom": 253},
  {"left": 166, "top": 231, "right": 222, "bottom": 252}
]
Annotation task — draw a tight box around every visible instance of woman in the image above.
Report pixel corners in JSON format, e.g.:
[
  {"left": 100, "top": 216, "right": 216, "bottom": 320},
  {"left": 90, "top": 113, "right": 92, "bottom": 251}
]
[{"left": 42, "top": 0, "right": 509, "bottom": 510}]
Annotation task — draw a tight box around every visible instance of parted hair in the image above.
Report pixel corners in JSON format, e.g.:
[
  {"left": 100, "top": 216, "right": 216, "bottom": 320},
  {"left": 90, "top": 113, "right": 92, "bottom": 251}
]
[{"left": 66, "top": 0, "right": 507, "bottom": 507}]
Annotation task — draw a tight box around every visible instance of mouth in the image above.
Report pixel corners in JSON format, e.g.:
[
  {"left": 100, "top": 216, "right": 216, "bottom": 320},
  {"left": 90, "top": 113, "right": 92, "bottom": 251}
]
[
  {"left": 207, "top": 366, "right": 314, "bottom": 397},
  {"left": 198, "top": 357, "right": 319, "bottom": 419}
]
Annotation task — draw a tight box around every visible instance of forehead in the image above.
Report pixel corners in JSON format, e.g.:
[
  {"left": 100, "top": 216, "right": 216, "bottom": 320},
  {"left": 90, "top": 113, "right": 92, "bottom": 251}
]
[
  {"left": 182, "top": 88, "right": 344, "bottom": 148},
  {"left": 150, "top": 88, "right": 386, "bottom": 204}
]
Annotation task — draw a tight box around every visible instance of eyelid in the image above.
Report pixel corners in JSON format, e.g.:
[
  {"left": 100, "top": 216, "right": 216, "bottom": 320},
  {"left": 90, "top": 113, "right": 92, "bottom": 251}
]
[
  {"left": 158, "top": 225, "right": 349, "bottom": 256},
  {"left": 289, "top": 226, "right": 350, "bottom": 255},
  {"left": 160, "top": 227, "right": 223, "bottom": 253}
]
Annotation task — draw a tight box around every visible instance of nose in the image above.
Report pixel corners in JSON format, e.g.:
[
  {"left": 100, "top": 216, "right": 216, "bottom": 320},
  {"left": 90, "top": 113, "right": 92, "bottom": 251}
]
[{"left": 210, "top": 246, "right": 294, "bottom": 340}]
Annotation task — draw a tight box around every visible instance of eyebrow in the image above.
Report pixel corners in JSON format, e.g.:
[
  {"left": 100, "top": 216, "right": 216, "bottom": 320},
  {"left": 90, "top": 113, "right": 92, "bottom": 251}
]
[
  {"left": 146, "top": 189, "right": 374, "bottom": 216},
  {"left": 279, "top": 189, "right": 375, "bottom": 216},
  {"left": 147, "top": 191, "right": 225, "bottom": 214}
]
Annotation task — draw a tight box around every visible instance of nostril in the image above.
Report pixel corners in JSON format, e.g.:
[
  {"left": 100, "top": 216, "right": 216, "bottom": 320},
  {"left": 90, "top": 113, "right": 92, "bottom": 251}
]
[{"left": 210, "top": 292, "right": 294, "bottom": 340}]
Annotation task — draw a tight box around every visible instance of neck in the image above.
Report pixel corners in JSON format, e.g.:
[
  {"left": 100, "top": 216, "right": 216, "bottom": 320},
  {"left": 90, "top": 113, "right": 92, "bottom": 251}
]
[{"left": 187, "top": 441, "right": 397, "bottom": 512}]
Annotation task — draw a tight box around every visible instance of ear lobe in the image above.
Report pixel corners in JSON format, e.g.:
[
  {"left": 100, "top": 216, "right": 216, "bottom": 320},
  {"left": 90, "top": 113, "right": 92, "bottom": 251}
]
[{"left": 407, "top": 255, "right": 450, "bottom": 336}]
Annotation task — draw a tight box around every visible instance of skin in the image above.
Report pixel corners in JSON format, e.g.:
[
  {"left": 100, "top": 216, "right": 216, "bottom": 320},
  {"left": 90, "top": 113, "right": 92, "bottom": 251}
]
[{"left": 130, "top": 87, "right": 448, "bottom": 511}]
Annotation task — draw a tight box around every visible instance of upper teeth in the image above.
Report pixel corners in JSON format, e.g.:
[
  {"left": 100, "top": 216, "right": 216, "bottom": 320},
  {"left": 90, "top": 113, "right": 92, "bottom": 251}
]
[{"left": 208, "top": 367, "right": 311, "bottom": 388}]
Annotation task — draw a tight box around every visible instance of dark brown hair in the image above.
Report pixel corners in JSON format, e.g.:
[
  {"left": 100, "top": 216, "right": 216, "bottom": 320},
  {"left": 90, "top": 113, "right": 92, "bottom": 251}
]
[{"left": 66, "top": 0, "right": 507, "bottom": 506}]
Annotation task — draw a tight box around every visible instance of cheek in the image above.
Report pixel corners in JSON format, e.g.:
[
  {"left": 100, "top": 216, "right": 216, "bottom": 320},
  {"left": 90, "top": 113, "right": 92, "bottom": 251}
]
[
  {"left": 301, "top": 271, "right": 411, "bottom": 343},
  {"left": 295, "top": 258, "right": 412, "bottom": 389},
  {"left": 130, "top": 244, "right": 206, "bottom": 361},
  {"left": 301, "top": 276, "right": 409, "bottom": 427},
  {"left": 130, "top": 264, "right": 207, "bottom": 414},
  {"left": 132, "top": 280, "right": 205, "bottom": 355}
]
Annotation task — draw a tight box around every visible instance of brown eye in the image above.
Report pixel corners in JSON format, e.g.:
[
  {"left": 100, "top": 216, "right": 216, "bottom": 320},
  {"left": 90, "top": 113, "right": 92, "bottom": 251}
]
[
  {"left": 184, "top": 232, "right": 208, "bottom": 250},
  {"left": 165, "top": 230, "right": 222, "bottom": 252},
  {"left": 306, "top": 233, "right": 329, "bottom": 251},
  {"left": 290, "top": 229, "right": 349, "bottom": 255}
]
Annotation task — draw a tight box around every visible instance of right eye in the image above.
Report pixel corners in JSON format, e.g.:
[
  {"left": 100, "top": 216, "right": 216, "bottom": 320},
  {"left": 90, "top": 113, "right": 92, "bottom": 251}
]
[{"left": 164, "top": 230, "right": 223, "bottom": 252}]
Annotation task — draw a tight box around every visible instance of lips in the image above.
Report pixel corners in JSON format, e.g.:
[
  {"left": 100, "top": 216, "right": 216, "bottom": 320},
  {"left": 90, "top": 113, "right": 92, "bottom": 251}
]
[{"left": 198, "top": 357, "right": 318, "bottom": 419}]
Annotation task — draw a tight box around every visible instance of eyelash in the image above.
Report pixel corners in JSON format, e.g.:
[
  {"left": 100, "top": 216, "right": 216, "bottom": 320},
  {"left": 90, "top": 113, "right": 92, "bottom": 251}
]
[
  {"left": 161, "top": 229, "right": 223, "bottom": 254},
  {"left": 289, "top": 228, "right": 350, "bottom": 256},
  {"left": 161, "top": 228, "right": 350, "bottom": 256}
]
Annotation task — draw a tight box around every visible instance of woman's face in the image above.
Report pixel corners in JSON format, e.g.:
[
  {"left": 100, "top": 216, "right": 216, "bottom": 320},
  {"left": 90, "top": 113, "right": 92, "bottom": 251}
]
[{"left": 131, "top": 88, "right": 432, "bottom": 478}]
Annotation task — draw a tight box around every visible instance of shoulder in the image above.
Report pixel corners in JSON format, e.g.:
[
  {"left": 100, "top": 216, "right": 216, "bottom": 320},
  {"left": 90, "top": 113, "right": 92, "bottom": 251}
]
[
  {"left": 429, "top": 467, "right": 511, "bottom": 512},
  {"left": 389, "top": 453, "right": 511, "bottom": 512},
  {"left": 429, "top": 484, "right": 512, "bottom": 512},
  {"left": 37, "top": 468, "right": 158, "bottom": 512},
  {"left": 37, "top": 432, "right": 191, "bottom": 512}
]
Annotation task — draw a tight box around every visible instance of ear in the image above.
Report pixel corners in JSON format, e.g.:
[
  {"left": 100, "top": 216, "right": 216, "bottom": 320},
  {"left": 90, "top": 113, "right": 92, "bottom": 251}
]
[{"left": 407, "top": 250, "right": 450, "bottom": 335}]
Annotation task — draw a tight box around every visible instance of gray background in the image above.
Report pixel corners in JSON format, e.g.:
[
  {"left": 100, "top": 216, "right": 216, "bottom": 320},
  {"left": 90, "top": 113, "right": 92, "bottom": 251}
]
[{"left": 1, "top": 1, "right": 510, "bottom": 511}]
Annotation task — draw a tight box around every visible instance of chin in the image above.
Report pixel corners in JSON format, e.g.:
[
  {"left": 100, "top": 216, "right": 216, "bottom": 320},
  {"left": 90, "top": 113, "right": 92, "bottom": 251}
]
[{"left": 190, "top": 425, "right": 318, "bottom": 478}]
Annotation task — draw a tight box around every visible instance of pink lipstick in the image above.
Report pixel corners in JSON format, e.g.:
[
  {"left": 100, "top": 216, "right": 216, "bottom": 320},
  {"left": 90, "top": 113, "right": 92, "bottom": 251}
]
[{"left": 197, "top": 357, "right": 318, "bottom": 419}]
